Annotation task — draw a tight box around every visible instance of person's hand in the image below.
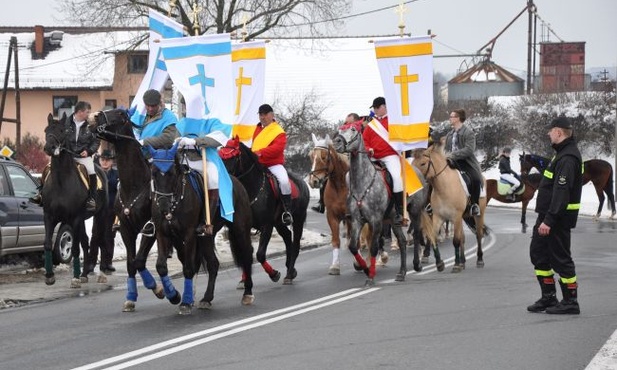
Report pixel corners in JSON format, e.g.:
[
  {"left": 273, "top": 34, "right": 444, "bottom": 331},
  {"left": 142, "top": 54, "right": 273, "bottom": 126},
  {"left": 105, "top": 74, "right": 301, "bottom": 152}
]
[
  {"left": 537, "top": 222, "right": 551, "bottom": 236},
  {"left": 80, "top": 150, "right": 88, "bottom": 157},
  {"left": 178, "top": 137, "right": 196, "bottom": 148},
  {"left": 446, "top": 157, "right": 455, "bottom": 168},
  {"left": 368, "top": 148, "right": 374, "bottom": 157}
]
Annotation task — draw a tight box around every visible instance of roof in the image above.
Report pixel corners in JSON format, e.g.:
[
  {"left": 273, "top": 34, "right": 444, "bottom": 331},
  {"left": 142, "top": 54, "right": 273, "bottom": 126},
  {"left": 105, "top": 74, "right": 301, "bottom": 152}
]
[
  {"left": 0, "top": 29, "right": 146, "bottom": 90},
  {"left": 448, "top": 60, "right": 524, "bottom": 84}
]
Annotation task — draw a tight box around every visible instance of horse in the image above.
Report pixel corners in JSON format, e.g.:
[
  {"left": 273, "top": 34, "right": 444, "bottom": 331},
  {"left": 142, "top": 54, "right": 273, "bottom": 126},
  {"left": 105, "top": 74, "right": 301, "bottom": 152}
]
[
  {"left": 88, "top": 109, "right": 165, "bottom": 312},
  {"left": 41, "top": 113, "right": 108, "bottom": 287},
  {"left": 485, "top": 172, "right": 543, "bottom": 233},
  {"left": 520, "top": 153, "right": 616, "bottom": 220},
  {"left": 411, "top": 141, "right": 488, "bottom": 273},
  {"left": 331, "top": 124, "right": 410, "bottom": 286},
  {"left": 148, "top": 143, "right": 254, "bottom": 315},
  {"left": 219, "top": 137, "right": 310, "bottom": 285}
]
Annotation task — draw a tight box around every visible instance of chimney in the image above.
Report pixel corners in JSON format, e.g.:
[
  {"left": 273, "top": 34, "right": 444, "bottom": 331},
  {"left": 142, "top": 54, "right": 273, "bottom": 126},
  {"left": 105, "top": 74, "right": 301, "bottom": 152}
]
[{"left": 34, "top": 25, "right": 44, "bottom": 56}]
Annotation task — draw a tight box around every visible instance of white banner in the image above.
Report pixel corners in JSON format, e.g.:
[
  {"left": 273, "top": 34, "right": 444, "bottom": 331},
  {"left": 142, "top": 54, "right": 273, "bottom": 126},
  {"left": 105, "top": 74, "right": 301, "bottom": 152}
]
[
  {"left": 231, "top": 40, "right": 266, "bottom": 147},
  {"left": 130, "top": 9, "right": 184, "bottom": 126},
  {"left": 374, "top": 35, "right": 433, "bottom": 151}
]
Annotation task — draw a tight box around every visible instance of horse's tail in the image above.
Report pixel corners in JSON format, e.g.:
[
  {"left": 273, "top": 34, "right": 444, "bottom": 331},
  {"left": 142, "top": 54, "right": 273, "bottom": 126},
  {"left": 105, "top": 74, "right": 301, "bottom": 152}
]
[
  {"left": 420, "top": 209, "right": 436, "bottom": 247},
  {"left": 604, "top": 165, "right": 615, "bottom": 212}
]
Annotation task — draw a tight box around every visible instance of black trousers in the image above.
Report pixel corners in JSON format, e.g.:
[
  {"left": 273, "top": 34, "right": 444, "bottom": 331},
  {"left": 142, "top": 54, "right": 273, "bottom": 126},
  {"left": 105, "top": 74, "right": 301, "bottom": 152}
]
[
  {"left": 89, "top": 206, "right": 116, "bottom": 267},
  {"left": 529, "top": 214, "right": 576, "bottom": 279}
]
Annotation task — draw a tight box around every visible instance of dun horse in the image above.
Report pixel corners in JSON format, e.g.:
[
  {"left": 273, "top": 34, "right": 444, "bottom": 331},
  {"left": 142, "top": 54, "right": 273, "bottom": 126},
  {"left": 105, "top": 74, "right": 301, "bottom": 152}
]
[
  {"left": 88, "top": 109, "right": 165, "bottom": 312},
  {"left": 332, "top": 124, "right": 411, "bottom": 285},
  {"left": 485, "top": 172, "right": 543, "bottom": 233},
  {"left": 42, "top": 114, "right": 108, "bottom": 287},
  {"left": 520, "top": 153, "right": 615, "bottom": 220},
  {"left": 220, "top": 137, "right": 310, "bottom": 285},
  {"left": 148, "top": 144, "right": 254, "bottom": 315},
  {"left": 412, "top": 142, "right": 488, "bottom": 273}
]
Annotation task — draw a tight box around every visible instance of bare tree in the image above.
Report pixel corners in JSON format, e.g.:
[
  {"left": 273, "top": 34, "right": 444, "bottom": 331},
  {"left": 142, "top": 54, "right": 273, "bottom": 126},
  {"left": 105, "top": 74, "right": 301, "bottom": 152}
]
[{"left": 57, "top": 0, "right": 350, "bottom": 39}]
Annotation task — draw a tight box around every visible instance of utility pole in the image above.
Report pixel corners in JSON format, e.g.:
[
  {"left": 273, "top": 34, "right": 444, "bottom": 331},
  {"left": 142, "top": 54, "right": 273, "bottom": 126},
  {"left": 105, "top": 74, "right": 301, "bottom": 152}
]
[
  {"left": 0, "top": 36, "right": 22, "bottom": 152},
  {"left": 526, "top": 0, "right": 535, "bottom": 94}
]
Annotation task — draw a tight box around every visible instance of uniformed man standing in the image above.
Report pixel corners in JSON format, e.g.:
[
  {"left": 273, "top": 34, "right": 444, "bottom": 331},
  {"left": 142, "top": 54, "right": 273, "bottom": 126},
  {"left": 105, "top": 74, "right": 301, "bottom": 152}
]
[{"left": 527, "top": 116, "right": 583, "bottom": 315}]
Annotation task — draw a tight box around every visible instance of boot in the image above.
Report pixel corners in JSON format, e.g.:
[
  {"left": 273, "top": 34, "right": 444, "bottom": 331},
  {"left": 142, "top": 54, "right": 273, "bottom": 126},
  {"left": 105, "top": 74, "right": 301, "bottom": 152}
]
[
  {"left": 311, "top": 184, "right": 325, "bottom": 213},
  {"left": 527, "top": 275, "right": 559, "bottom": 312},
  {"left": 29, "top": 189, "right": 43, "bottom": 205},
  {"left": 281, "top": 194, "right": 293, "bottom": 226},
  {"left": 392, "top": 191, "right": 405, "bottom": 226},
  {"left": 546, "top": 280, "right": 580, "bottom": 315},
  {"left": 86, "top": 174, "right": 97, "bottom": 212}
]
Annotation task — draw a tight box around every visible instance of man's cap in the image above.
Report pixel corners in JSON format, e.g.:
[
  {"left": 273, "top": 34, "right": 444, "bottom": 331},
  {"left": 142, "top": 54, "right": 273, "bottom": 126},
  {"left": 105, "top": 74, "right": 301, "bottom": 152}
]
[
  {"left": 258, "top": 104, "right": 273, "bottom": 114},
  {"left": 143, "top": 89, "right": 161, "bottom": 106},
  {"left": 370, "top": 96, "right": 386, "bottom": 109},
  {"left": 100, "top": 149, "right": 115, "bottom": 159},
  {"left": 550, "top": 116, "right": 573, "bottom": 130}
]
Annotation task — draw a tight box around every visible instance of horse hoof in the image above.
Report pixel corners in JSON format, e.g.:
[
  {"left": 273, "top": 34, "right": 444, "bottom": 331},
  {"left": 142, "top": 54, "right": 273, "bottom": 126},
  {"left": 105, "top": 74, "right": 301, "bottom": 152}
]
[
  {"left": 380, "top": 252, "right": 389, "bottom": 265},
  {"left": 436, "top": 261, "right": 445, "bottom": 272},
  {"left": 153, "top": 285, "right": 165, "bottom": 299},
  {"left": 237, "top": 280, "right": 245, "bottom": 290},
  {"left": 395, "top": 273, "right": 406, "bottom": 282},
  {"left": 477, "top": 260, "right": 485, "bottom": 268},
  {"left": 283, "top": 277, "right": 294, "bottom": 285},
  {"left": 80, "top": 276, "right": 89, "bottom": 284},
  {"left": 352, "top": 261, "right": 364, "bottom": 272},
  {"left": 178, "top": 303, "right": 193, "bottom": 315},
  {"left": 328, "top": 264, "right": 341, "bottom": 275},
  {"left": 269, "top": 271, "right": 281, "bottom": 283},
  {"left": 242, "top": 295, "right": 255, "bottom": 305},
  {"left": 413, "top": 263, "right": 422, "bottom": 272},
  {"left": 45, "top": 276, "right": 56, "bottom": 286},
  {"left": 364, "top": 279, "right": 375, "bottom": 287},
  {"left": 198, "top": 300, "right": 213, "bottom": 310},
  {"left": 97, "top": 274, "right": 108, "bottom": 284},
  {"left": 451, "top": 265, "right": 463, "bottom": 273},
  {"left": 421, "top": 256, "right": 429, "bottom": 264},
  {"left": 122, "top": 301, "right": 136, "bottom": 312},
  {"left": 70, "top": 278, "right": 81, "bottom": 288},
  {"left": 169, "top": 292, "right": 181, "bottom": 305}
]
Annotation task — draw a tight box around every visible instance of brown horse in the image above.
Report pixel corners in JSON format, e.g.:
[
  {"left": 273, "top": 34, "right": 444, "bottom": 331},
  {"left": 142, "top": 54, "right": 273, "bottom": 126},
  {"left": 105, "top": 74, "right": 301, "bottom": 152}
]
[
  {"left": 520, "top": 153, "right": 615, "bottom": 220},
  {"left": 412, "top": 142, "right": 488, "bottom": 273},
  {"left": 308, "top": 133, "right": 376, "bottom": 275},
  {"left": 485, "top": 173, "right": 543, "bottom": 233}
]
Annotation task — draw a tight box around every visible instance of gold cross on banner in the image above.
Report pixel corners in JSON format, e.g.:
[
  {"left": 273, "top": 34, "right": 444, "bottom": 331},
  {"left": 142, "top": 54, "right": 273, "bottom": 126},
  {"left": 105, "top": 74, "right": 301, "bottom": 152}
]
[
  {"left": 235, "top": 67, "right": 252, "bottom": 115},
  {"left": 393, "top": 64, "right": 418, "bottom": 116}
]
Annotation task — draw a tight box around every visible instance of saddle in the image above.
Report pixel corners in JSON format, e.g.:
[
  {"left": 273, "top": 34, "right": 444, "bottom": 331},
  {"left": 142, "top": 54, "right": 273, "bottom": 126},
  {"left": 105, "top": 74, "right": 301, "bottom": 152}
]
[
  {"left": 497, "top": 178, "right": 525, "bottom": 196},
  {"left": 265, "top": 171, "right": 300, "bottom": 200},
  {"left": 372, "top": 160, "right": 394, "bottom": 198},
  {"left": 41, "top": 163, "right": 102, "bottom": 191},
  {"left": 454, "top": 169, "right": 485, "bottom": 199}
]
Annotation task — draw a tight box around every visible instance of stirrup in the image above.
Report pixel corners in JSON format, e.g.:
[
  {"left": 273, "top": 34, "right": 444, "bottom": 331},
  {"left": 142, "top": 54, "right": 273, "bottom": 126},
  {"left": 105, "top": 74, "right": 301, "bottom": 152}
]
[
  {"left": 86, "top": 198, "right": 96, "bottom": 211},
  {"left": 140, "top": 220, "right": 155, "bottom": 237},
  {"left": 29, "top": 193, "right": 42, "bottom": 205},
  {"left": 469, "top": 203, "right": 480, "bottom": 217},
  {"left": 282, "top": 211, "right": 293, "bottom": 226}
]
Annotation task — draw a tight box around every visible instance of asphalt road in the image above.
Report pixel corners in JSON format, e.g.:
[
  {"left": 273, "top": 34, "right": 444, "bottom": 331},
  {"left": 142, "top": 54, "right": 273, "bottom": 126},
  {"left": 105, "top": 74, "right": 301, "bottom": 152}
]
[{"left": 0, "top": 207, "right": 616, "bottom": 370}]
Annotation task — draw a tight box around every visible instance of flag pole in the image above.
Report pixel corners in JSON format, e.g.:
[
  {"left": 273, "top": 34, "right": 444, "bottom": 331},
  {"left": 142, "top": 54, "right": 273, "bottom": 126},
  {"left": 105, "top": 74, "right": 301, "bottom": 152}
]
[{"left": 396, "top": 0, "right": 409, "bottom": 225}]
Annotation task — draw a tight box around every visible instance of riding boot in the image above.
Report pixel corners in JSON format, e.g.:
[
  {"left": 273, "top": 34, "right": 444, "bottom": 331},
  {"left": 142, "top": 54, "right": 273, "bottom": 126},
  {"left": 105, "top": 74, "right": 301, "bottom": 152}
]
[
  {"left": 29, "top": 186, "right": 43, "bottom": 205},
  {"left": 527, "top": 275, "right": 558, "bottom": 312},
  {"left": 281, "top": 194, "right": 293, "bottom": 226},
  {"left": 311, "top": 184, "right": 325, "bottom": 213},
  {"left": 86, "top": 174, "right": 97, "bottom": 212},
  {"left": 469, "top": 178, "right": 481, "bottom": 217},
  {"left": 546, "top": 280, "right": 580, "bottom": 315},
  {"left": 392, "top": 191, "right": 405, "bottom": 226}
]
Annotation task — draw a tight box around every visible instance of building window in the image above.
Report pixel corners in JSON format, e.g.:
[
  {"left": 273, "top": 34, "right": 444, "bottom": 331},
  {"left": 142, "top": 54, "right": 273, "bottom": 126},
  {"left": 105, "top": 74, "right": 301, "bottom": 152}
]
[
  {"left": 129, "top": 95, "right": 135, "bottom": 107},
  {"left": 128, "top": 54, "right": 148, "bottom": 74},
  {"left": 104, "top": 99, "right": 117, "bottom": 109},
  {"left": 52, "top": 95, "right": 78, "bottom": 118}
]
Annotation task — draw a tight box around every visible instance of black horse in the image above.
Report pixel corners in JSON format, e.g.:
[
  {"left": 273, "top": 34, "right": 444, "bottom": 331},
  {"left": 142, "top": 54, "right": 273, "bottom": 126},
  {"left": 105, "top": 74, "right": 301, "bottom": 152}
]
[
  {"left": 220, "top": 137, "right": 310, "bottom": 285},
  {"left": 88, "top": 109, "right": 164, "bottom": 312},
  {"left": 520, "top": 153, "right": 616, "bottom": 220},
  {"left": 42, "top": 113, "right": 108, "bottom": 287},
  {"left": 148, "top": 143, "right": 255, "bottom": 314}
]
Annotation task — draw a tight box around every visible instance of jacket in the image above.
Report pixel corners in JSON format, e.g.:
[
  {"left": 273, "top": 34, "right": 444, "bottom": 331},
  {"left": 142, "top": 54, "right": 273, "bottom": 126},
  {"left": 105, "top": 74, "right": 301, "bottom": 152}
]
[
  {"left": 444, "top": 124, "right": 482, "bottom": 175},
  {"left": 252, "top": 122, "right": 286, "bottom": 167},
  {"left": 535, "top": 136, "right": 582, "bottom": 229},
  {"left": 64, "top": 114, "right": 99, "bottom": 157},
  {"left": 498, "top": 155, "right": 517, "bottom": 176},
  {"left": 362, "top": 115, "right": 397, "bottom": 159}
]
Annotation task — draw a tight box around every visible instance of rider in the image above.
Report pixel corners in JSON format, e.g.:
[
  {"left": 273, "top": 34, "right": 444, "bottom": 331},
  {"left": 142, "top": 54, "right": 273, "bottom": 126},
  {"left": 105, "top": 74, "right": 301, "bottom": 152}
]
[
  {"left": 362, "top": 97, "right": 405, "bottom": 225},
  {"left": 252, "top": 104, "right": 293, "bottom": 226},
  {"left": 444, "top": 108, "right": 483, "bottom": 217},
  {"left": 311, "top": 112, "right": 361, "bottom": 214},
  {"left": 498, "top": 147, "right": 521, "bottom": 200},
  {"left": 30, "top": 101, "right": 100, "bottom": 212}
]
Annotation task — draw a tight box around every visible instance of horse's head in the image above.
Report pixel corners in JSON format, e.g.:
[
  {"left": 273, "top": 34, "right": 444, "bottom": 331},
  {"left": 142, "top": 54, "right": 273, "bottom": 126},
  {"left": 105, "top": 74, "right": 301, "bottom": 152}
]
[
  {"left": 44, "top": 113, "right": 68, "bottom": 156},
  {"left": 411, "top": 144, "right": 445, "bottom": 181},
  {"left": 149, "top": 142, "right": 181, "bottom": 217},
  {"left": 308, "top": 133, "right": 334, "bottom": 188},
  {"left": 333, "top": 124, "right": 362, "bottom": 154},
  {"left": 87, "top": 108, "right": 133, "bottom": 140},
  {"left": 519, "top": 153, "right": 548, "bottom": 175}
]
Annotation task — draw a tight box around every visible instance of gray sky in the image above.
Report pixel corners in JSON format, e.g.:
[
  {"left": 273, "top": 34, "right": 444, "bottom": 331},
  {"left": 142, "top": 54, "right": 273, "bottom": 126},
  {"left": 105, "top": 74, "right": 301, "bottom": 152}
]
[{"left": 1, "top": 0, "right": 615, "bottom": 77}]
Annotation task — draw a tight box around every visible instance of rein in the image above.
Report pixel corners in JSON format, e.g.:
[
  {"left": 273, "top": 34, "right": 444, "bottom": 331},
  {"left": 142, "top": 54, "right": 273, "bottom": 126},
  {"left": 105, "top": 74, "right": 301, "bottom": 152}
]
[{"left": 309, "top": 146, "right": 333, "bottom": 184}]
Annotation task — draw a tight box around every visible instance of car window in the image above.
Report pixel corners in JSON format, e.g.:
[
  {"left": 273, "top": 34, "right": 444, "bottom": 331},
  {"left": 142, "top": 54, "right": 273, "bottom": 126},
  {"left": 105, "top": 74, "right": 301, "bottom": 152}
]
[
  {"left": 0, "top": 169, "right": 7, "bottom": 196},
  {"left": 6, "top": 165, "right": 38, "bottom": 197}
]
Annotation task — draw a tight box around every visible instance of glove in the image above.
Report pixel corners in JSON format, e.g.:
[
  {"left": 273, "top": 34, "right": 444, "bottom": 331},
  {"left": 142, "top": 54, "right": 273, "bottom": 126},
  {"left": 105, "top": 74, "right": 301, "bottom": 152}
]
[
  {"left": 446, "top": 157, "right": 455, "bottom": 168},
  {"left": 138, "top": 139, "right": 144, "bottom": 146},
  {"left": 126, "top": 106, "right": 136, "bottom": 118},
  {"left": 201, "top": 136, "right": 220, "bottom": 148},
  {"left": 178, "top": 137, "right": 196, "bottom": 147}
]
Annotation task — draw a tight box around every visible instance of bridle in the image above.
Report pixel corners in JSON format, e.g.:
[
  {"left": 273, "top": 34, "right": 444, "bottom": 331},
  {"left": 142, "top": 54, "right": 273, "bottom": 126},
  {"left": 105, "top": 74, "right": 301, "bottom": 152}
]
[
  {"left": 308, "top": 146, "right": 333, "bottom": 186},
  {"left": 420, "top": 151, "right": 448, "bottom": 181},
  {"left": 92, "top": 109, "right": 141, "bottom": 142}
]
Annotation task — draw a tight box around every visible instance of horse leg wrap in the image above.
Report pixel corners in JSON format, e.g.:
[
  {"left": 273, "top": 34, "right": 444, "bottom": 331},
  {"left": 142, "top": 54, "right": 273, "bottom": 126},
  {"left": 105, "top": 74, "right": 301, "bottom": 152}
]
[
  {"left": 182, "top": 278, "right": 194, "bottom": 305},
  {"left": 73, "top": 257, "right": 81, "bottom": 279},
  {"left": 369, "top": 256, "right": 377, "bottom": 278},
  {"left": 161, "top": 275, "right": 178, "bottom": 300},
  {"left": 353, "top": 253, "right": 367, "bottom": 269},
  {"left": 127, "top": 277, "right": 138, "bottom": 302},
  {"left": 139, "top": 269, "right": 157, "bottom": 290},
  {"left": 44, "top": 250, "right": 53, "bottom": 276},
  {"left": 262, "top": 261, "right": 275, "bottom": 275}
]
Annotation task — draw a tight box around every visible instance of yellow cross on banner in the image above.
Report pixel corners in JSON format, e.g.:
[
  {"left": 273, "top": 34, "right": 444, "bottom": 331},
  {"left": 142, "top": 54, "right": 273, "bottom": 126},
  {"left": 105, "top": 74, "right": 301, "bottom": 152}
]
[
  {"left": 234, "top": 66, "right": 252, "bottom": 115},
  {"left": 393, "top": 64, "right": 418, "bottom": 116}
]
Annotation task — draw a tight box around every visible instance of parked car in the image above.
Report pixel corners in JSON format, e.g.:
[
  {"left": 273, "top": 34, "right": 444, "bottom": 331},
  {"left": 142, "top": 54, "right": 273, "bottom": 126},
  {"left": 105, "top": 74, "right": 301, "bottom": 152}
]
[{"left": 0, "top": 156, "right": 74, "bottom": 264}]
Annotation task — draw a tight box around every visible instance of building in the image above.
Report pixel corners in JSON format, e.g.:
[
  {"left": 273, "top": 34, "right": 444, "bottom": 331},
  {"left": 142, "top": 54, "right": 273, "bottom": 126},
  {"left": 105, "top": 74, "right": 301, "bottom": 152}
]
[
  {"left": 537, "top": 41, "right": 586, "bottom": 93},
  {"left": 447, "top": 60, "right": 525, "bottom": 102},
  {"left": 0, "top": 26, "right": 148, "bottom": 145}
]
